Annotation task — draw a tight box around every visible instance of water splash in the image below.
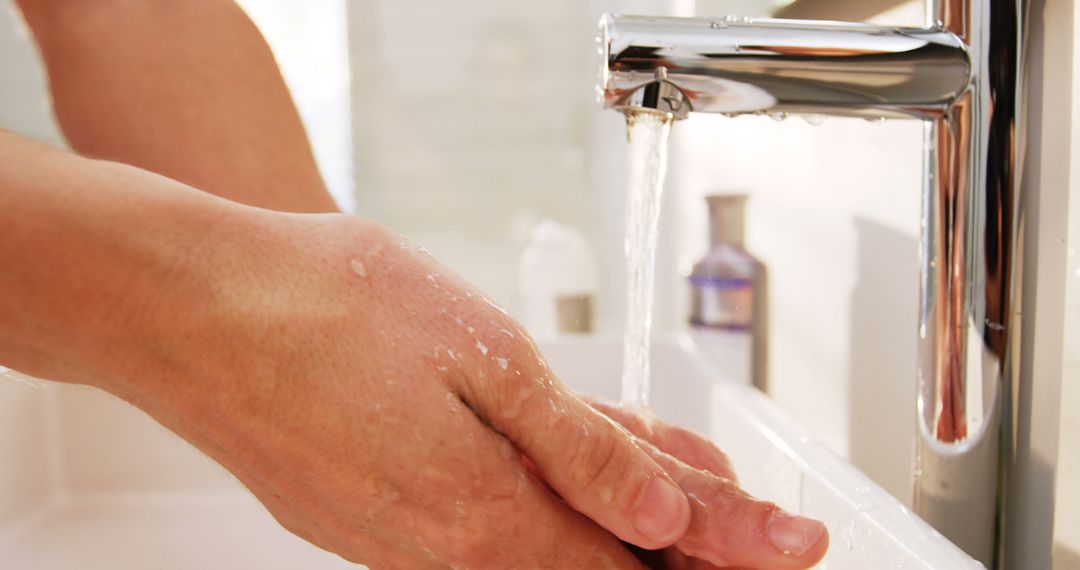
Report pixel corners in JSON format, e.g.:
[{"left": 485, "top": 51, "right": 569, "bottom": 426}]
[{"left": 621, "top": 111, "right": 674, "bottom": 407}]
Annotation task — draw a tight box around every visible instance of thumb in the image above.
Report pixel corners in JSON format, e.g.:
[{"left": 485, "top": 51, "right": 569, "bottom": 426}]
[{"left": 456, "top": 366, "right": 691, "bottom": 550}]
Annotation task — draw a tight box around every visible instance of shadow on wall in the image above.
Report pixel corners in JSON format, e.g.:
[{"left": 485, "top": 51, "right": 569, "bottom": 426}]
[
  {"left": 848, "top": 217, "right": 918, "bottom": 505},
  {"left": 1055, "top": 544, "right": 1080, "bottom": 569}
]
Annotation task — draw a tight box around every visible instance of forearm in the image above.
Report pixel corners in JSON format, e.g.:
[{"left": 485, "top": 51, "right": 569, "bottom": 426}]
[
  {"left": 0, "top": 130, "right": 258, "bottom": 388},
  {"left": 15, "top": 0, "right": 337, "bottom": 213}
]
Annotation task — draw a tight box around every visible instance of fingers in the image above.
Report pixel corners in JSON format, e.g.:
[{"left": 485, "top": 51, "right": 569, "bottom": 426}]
[
  {"left": 649, "top": 449, "right": 829, "bottom": 569},
  {"left": 593, "top": 401, "right": 826, "bottom": 569},
  {"left": 590, "top": 400, "right": 738, "bottom": 482},
  {"left": 455, "top": 365, "right": 691, "bottom": 550},
  {"left": 431, "top": 393, "right": 649, "bottom": 570}
]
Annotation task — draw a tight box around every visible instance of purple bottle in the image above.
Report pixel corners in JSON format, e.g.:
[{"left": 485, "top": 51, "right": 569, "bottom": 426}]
[{"left": 688, "top": 195, "right": 769, "bottom": 391}]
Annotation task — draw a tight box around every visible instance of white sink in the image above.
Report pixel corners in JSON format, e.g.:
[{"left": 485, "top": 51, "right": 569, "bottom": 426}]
[{"left": 0, "top": 336, "right": 981, "bottom": 569}]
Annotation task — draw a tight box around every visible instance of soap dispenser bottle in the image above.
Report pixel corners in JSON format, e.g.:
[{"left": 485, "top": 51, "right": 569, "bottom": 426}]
[{"left": 688, "top": 195, "right": 768, "bottom": 391}]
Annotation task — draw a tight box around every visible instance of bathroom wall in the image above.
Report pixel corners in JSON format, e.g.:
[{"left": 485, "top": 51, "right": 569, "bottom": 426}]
[{"left": 347, "top": 0, "right": 608, "bottom": 317}]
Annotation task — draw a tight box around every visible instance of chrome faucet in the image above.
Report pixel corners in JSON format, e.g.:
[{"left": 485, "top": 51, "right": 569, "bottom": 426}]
[{"left": 598, "top": 2, "right": 1024, "bottom": 567}]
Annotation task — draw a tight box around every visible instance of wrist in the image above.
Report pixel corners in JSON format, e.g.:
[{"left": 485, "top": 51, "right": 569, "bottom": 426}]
[
  {"left": 74, "top": 194, "right": 271, "bottom": 395},
  {"left": 96, "top": 206, "right": 377, "bottom": 414}
]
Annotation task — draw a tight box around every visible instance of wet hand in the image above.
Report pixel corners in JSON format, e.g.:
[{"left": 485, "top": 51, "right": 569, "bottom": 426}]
[
  {"left": 101, "top": 212, "right": 693, "bottom": 568},
  {"left": 592, "top": 402, "right": 830, "bottom": 569}
]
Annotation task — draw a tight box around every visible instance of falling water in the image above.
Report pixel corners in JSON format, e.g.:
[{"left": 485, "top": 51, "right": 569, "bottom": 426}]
[{"left": 621, "top": 111, "right": 674, "bottom": 407}]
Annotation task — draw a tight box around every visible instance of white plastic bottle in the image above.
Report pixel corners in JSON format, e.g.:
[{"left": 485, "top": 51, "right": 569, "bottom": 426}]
[{"left": 519, "top": 220, "right": 598, "bottom": 338}]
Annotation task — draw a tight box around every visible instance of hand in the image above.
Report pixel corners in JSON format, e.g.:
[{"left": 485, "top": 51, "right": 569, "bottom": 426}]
[
  {"left": 591, "top": 402, "right": 830, "bottom": 569},
  {"left": 94, "top": 211, "right": 695, "bottom": 568}
]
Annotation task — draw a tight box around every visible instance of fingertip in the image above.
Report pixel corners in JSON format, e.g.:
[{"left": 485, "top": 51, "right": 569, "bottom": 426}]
[
  {"left": 631, "top": 476, "right": 692, "bottom": 547},
  {"left": 767, "top": 511, "right": 830, "bottom": 566}
]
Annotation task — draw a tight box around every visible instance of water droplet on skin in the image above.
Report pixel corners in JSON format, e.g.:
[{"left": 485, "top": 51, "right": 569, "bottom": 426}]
[
  {"left": 500, "top": 329, "right": 515, "bottom": 338},
  {"left": 482, "top": 297, "right": 509, "bottom": 315},
  {"left": 476, "top": 340, "right": 489, "bottom": 355},
  {"left": 495, "top": 357, "right": 509, "bottom": 370},
  {"left": 349, "top": 259, "right": 367, "bottom": 277},
  {"left": 467, "top": 326, "right": 475, "bottom": 334}
]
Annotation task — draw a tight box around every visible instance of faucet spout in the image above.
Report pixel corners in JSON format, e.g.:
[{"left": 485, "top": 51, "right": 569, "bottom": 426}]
[
  {"left": 598, "top": 15, "right": 971, "bottom": 120},
  {"left": 611, "top": 66, "right": 691, "bottom": 120}
]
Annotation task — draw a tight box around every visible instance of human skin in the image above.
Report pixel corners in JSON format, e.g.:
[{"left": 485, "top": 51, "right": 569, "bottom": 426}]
[
  {"left": 0, "top": 131, "right": 827, "bottom": 569},
  {"left": 15, "top": 0, "right": 338, "bottom": 213},
  {"left": 7, "top": 0, "right": 829, "bottom": 567}
]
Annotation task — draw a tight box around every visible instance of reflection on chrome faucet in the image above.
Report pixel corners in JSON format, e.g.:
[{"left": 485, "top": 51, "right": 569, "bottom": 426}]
[{"left": 597, "top": 2, "right": 1025, "bottom": 567}]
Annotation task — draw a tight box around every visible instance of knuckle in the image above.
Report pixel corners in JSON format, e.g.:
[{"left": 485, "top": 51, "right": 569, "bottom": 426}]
[
  {"left": 710, "top": 481, "right": 752, "bottom": 521},
  {"left": 564, "top": 418, "right": 626, "bottom": 498}
]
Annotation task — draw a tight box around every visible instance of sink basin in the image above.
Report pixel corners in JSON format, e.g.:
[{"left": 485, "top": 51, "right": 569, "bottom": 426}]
[{"left": 0, "top": 336, "right": 981, "bottom": 569}]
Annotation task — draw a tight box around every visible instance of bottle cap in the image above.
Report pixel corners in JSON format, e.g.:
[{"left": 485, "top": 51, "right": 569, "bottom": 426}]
[{"left": 706, "top": 194, "right": 748, "bottom": 248}]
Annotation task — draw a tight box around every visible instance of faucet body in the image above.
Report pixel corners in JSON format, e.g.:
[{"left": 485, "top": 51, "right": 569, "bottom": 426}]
[{"left": 599, "top": 2, "right": 1024, "bottom": 567}]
